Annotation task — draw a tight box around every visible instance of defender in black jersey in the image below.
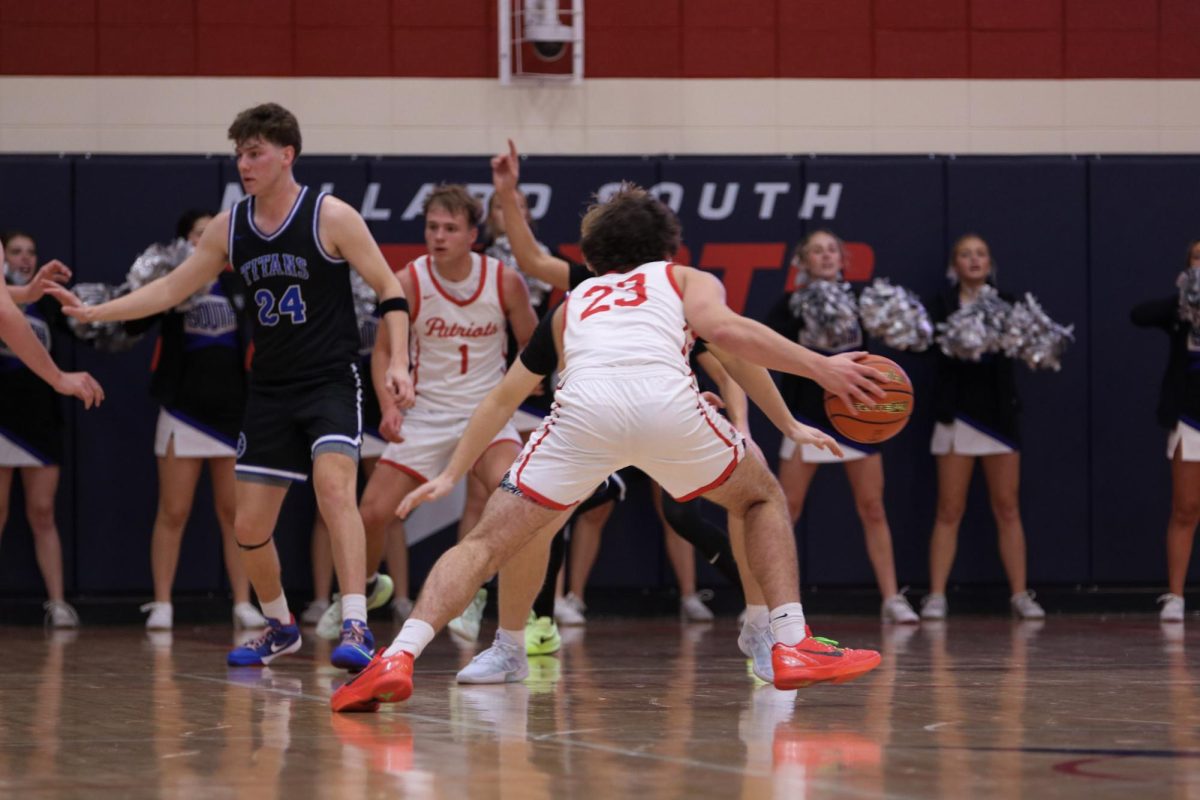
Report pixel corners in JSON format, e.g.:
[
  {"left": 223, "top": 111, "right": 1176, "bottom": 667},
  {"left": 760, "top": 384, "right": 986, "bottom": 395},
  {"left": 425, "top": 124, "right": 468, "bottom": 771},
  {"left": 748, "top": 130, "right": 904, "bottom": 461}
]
[{"left": 55, "top": 104, "right": 413, "bottom": 671}]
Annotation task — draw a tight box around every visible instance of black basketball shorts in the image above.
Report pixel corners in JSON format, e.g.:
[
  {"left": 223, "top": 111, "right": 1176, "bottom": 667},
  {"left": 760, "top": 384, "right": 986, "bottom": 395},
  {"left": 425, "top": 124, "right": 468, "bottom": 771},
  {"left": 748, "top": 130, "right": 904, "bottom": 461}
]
[{"left": 235, "top": 363, "right": 362, "bottom": 486}]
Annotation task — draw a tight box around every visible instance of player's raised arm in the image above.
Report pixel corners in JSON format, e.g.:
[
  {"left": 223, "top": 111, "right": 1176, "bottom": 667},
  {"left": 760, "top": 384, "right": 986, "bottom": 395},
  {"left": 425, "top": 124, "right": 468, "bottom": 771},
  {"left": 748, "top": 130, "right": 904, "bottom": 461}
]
[
  {"left": 322, "top": 196, "right": 414, "bottom": 410},
  {"left": 676, "top": 266, "right": 884, "bottom": 412},
  {"left": 492, "top": 140, "right": 573, "bottom": 291},
  {"left": 50, "top": 213, "right": 231, "bottom": 324}
]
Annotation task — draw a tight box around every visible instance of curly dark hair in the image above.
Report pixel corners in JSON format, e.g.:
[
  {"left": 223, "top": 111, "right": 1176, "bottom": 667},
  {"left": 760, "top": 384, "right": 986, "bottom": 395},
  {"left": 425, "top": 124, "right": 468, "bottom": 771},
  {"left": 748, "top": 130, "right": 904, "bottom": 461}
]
[
  {"left": 227, "top": 103, "right": 302, "bottom": 156},
  {"left": 579, "top": 184, "right": 681, "bottom": 274}
]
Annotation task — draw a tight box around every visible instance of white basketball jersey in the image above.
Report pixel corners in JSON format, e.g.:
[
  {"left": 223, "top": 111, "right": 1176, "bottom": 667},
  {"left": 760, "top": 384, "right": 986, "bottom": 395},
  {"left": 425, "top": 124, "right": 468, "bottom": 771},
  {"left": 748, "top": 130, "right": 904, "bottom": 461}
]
[
  {"left": 409, "top": 253, "right": 508, "bottom": 416},
  {"left": 561, "top": 261, "right": 691, "bottom": 381}
]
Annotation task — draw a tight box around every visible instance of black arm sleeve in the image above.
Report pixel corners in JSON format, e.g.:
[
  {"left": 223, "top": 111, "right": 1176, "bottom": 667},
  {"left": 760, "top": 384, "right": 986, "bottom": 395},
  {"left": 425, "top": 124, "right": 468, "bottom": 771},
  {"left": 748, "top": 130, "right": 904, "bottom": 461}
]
[
  {"left": 1131, "top": 296, "right": 1177, "bottom": 330},
  {"left": 568, "top": 261, "right": 592, "bottom": 291},
  {"left": 518, "top": 305, "right": 559, "bottom": 376}
]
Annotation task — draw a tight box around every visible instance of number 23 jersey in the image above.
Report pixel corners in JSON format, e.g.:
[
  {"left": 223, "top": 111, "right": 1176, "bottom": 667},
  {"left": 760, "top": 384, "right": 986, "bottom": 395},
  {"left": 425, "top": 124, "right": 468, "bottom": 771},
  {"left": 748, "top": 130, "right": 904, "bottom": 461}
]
[
  {"left": 561, "top": 261, "right": 691, "bottom": 382},
  {"left": 228, "top": 186, "right": 359, "bottom": 384}
]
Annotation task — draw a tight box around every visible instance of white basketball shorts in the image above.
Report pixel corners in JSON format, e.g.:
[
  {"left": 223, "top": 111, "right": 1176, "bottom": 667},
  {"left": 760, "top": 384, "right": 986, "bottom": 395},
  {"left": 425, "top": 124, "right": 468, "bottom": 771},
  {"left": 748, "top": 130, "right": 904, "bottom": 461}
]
[
  {"left": 379, "top": 412, "right": 521, "bottom": 483},
  {"left": 511, "top": 372, "right": 745, "bottom": 509}
]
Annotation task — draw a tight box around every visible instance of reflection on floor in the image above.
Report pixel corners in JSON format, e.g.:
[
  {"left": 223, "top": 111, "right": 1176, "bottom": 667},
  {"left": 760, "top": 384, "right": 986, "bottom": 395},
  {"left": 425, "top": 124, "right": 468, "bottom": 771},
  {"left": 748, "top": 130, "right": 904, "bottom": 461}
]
[{"left": 0, "top": 617, "right": 1196, "bottom": 798}]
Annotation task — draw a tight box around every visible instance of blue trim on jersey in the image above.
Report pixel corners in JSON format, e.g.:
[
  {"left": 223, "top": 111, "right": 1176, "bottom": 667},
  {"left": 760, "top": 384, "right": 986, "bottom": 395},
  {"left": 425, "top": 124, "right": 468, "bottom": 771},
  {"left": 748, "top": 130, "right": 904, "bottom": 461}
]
[
  {"left": 955, "top": 413, "right": 1020, "bottom": 451},
  {"left": 313, "top": 192, "right": 347, "bottom": 264},
  {"left": 162, "top": 408, "right": 238, "bottom": 448},
  {"left": 1180, "top": 414, "right": 1200, "bottom": 433},
  {"left": 0, "top": 424, "right": 52, "bottom": 466},
  {"left": 247, "top": 186, "right": 308, "bottom": 242}
]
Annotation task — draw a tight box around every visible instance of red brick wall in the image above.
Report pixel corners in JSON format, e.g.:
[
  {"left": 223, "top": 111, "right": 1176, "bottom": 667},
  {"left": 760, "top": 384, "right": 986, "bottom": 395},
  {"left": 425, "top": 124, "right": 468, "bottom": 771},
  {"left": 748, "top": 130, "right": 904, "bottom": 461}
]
[{"left": 2, "top": 0, "right": 1197, "bottom": 78}]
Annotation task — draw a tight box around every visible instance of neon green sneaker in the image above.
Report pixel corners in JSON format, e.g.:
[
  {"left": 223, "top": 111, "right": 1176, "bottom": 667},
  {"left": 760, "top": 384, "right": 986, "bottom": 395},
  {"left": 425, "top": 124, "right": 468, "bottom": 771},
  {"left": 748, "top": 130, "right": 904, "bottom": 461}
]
[
  {"left": 524, "top": 612, "right": 562, "bottom": 656},
  {"left": 316, "top": 574, "right": 396, "bottom": 640}
]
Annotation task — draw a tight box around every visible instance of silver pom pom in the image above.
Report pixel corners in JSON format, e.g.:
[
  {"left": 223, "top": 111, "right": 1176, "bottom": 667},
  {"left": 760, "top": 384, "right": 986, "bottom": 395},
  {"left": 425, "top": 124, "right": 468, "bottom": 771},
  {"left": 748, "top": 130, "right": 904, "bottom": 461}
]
[
  {"left": 1004, "top": 293, "right": 1074, "bottom": 372},
  {"left": 348, "top": 270, "right": 379, "bottom": 355},
  {"left": 65, "top": 282, "right": 142, "bottom": 352},
  {"left": 789, "top": 280, "right": 861, "bottom": 352},
  {"left": 936, "top": 285, "right": 1011, "bottom": 361},
  {"left": 858, "top": 278, "right": 933, "bottom": 352},
  {"left": 126, "top": 238, "right": 193, "bottom": 292},
  {"left": 1178, "top": 266, "right": 1200, "bottom": 329}
]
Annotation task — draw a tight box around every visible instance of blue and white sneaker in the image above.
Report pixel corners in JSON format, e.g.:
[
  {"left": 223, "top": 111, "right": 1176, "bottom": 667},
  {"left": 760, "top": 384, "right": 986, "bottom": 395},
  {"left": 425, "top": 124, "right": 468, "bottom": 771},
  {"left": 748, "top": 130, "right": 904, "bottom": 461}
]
[
  {"left": 226, "top": 616, "right": 302, "bottom": 666},
  {"left": 331, "top": 619, "right": 375, "bottom": 672}
]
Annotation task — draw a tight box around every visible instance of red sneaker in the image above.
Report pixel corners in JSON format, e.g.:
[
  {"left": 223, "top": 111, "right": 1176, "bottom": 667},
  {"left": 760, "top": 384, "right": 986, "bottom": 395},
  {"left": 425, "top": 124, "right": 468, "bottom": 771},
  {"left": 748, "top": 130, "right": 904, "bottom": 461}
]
[
  {"left": 330, "top": 651, "right": 414, "bottom": 712},
  {"left": 771, "top": 632, "right": 881, "bottom": 690}
]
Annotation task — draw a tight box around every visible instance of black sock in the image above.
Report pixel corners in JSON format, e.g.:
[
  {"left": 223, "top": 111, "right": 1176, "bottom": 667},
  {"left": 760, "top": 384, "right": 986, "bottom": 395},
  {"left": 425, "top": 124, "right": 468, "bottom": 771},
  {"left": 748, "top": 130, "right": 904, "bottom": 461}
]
[
  {"left": 661, "top": 495, "right": 744, "bottom": 591},
  {"left": 532, "top": 528, "right": 567, "bottom": 619}
]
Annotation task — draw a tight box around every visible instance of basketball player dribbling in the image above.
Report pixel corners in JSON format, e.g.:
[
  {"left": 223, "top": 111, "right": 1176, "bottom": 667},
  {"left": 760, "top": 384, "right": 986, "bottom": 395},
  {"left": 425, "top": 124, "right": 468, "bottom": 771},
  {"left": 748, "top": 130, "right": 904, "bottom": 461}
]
[
  {"left": 331, "top": 184, "right": 888, "bottom": 711},
  {"left": 52, "top": 103, "right": 414, "bottom": 671}
]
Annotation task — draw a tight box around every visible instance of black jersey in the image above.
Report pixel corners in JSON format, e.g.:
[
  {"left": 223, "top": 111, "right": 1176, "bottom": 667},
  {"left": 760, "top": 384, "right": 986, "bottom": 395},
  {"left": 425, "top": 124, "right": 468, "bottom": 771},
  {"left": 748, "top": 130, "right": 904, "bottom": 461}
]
[{"left": 228, "top": 186, "right": 359, "bottom": 385}]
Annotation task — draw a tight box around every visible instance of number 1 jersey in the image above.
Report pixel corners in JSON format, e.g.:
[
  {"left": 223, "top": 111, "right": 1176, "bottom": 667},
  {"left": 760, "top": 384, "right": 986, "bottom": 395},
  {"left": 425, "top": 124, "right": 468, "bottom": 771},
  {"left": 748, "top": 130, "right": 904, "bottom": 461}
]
[
  {"left": 407, "top": 253, "right": 508, "bottom": 418},
  {"left": 229, "top": 186, "right": 359, "bottom": 385}
]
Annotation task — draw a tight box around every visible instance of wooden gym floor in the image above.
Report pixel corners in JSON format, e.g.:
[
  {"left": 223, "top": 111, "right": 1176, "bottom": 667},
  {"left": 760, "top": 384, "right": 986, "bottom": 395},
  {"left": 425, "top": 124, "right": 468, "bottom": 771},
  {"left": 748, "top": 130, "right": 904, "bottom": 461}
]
[{"left": 0, "top": 616, "right": 1196, "bottom": 798}]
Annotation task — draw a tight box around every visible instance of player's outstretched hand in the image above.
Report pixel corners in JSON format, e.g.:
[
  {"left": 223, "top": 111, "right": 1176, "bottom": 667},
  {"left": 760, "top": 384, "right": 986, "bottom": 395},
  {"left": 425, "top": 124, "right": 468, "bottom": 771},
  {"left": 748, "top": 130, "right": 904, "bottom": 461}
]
[
  {"left": 396, "top": 474, "right": 453, "bottom": 519},
  {"left": 815, "top": 351, "right": 885, "bottom": 414},
  {"left": 785, "top": 419, "right": 844, "bottom": 459},
  {"left": 380, "top": 406, "right": 406, "bottom": 444},
  {"left": 44, "top": 285, "right": 92, "bottom": 319},
  {"left": 54, "top": 370, "right": 104, "bottom": 409},
  {"left": 18, "top": 260, "right": 73, "bottom": 303},
  {"left": 698, "top": 390, "right": 725, "bottom": 410},
  {"left": 386, "top": 367, "right": 415, "bottom": 410},
  {"left": 490, "top": 139, "right": 520, "bottom": 194}
]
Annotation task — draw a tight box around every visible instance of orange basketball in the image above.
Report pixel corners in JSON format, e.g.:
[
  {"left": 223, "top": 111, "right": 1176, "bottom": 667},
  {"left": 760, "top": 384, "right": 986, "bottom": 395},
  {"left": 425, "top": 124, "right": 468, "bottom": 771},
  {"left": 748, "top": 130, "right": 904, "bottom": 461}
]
[{"left": 823, "top": 355, "right": 914, "bottom": 444}]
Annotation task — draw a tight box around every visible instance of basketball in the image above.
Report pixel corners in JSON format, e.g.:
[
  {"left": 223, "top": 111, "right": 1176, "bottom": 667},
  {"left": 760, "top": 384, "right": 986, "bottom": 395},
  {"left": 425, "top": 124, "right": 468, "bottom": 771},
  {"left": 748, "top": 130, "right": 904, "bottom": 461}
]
[{"left": 823, "top": 355, "right": 914, "bottom": 444}]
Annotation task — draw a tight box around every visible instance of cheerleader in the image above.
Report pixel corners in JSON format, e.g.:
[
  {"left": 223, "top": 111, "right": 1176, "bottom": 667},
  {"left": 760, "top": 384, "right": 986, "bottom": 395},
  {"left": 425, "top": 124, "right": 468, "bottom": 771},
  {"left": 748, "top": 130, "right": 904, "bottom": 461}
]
[
  {"left": 131, "top": 211, "right": 266, "bottom": 632},
  {"left": 0, "top": 231, "right": 88, "bottom": 626},
  {"left": 765, "top": 229, "right": 918, "bottom": 623},
  {"left": 1132, "top": 241, "right": 1200, "bottom": 622},
  {"left": 924, "top": 234, "right": 1044, "bottom": 620}
]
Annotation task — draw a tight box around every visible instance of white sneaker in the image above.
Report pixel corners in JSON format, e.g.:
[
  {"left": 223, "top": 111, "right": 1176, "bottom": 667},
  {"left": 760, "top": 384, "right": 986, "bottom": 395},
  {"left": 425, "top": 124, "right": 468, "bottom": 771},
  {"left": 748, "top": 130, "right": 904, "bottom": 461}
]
[
  {"left": 680, "top": 590, "right": 715, "bottom": 622},
  {"left": 44, "top": 600, "right": 79, "bottom": 629},
  {"left": 920, "top": 593, "right": 947, "bottom": 620},
  {"left": 316, "top": 595, "right": 343, "bottom": 640},
  {"left": 141, "top": 601, "right": 172, "bottom": 631},
  {"left": 448, "top": 588, "right": 488, "bottom": 643},
  {"left": 392, "top": 596, "right": 414, "bottom": 623},
  {"left": 299, "top": 598, "right": 330, "bottom": 626},
  {"left": 554, "top": 592, "right": 586, "bottom": 626},
  {"left": 456, "top": 635, "right": 528, "bottom": 684},
  {"left": 1010, "top": 590, "right": 1045, "bottom": 620},
  {"left": 881, "top": 593, "right": 920, "bottom": 624},
  {"left": 1159, "top": 593, "right": 1185, "bottom": 623},
  {"left": 737, "top": 621, "right": 775, "bottom": 683},
  {"left": 233, "top": 602, "right": 268, "bottom": 629}
]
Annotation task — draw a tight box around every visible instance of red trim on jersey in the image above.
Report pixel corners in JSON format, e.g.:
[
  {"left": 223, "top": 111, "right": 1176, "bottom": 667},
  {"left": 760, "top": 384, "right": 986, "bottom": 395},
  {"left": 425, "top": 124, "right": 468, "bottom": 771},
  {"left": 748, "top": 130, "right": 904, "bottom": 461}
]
[
  {"left": 676, "top": 451, "right": 740, "bottom": 502},
  {"left": 427, "top": 253, "right": 488, "bottom": 306},
  {"left": 518, "top": 478, "right": 576, "bottom": 511},
  {"left": 496, "top": 260, "right": 507, "bottom": 316},
  {"left": 379, "top": 459, "right": 429, "bottom": 484},
  {"left": 407, "top": 261, "right": 422, "bottom": 323},
  {"left": 412, "top": 337, "right": 421, "bottom": 391},
  {"left": 665, "top": 262, "right": 683, "bottom": 299},
  {"left": 482, "top": 437, "right": 522, "bottom": 455},
  {"left": 514, "top": 419, "right": 574, "bottom": 510}
]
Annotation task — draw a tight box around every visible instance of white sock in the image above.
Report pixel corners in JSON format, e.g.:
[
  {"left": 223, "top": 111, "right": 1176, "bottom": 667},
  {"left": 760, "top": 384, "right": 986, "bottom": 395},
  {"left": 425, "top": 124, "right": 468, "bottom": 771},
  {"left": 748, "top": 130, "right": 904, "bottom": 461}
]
[
  {"left": 744, "top": 604, "right": 769, "bottom": 629},
  {"left": 497, "top": 628, "right": 524, "bottom": 648},
  {"left": 769, "top": 602, "right": 807, "bottom": 647},
  {"left": 341, "top": 593, "right": 367, "bottom": 624},
  {"left": 385, "top": 619, "right": 435, "bottom": 659},
  {"left": 261, "top": 594, "right": 290, "bottom": 624}
]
